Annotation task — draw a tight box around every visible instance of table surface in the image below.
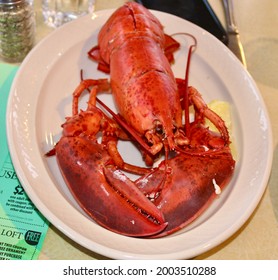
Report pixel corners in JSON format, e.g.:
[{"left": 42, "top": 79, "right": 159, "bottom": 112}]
[{"left": 2, "top": 0, "right": 278, "bottom": 259}]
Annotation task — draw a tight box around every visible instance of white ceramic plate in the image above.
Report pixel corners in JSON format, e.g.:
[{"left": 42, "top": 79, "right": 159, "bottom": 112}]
[{"left": 6, "top": 9, "right": 272, "bottom": 259}]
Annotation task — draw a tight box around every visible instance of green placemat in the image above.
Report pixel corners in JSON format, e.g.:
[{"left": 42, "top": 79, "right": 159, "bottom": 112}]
[{"left": 0, "top": 63, "right": 49, "bottom": 260}]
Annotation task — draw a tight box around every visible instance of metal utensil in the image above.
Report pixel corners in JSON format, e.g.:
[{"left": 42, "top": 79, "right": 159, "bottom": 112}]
[{"left": 222, "top": 0, "right": 247, "bottom": 67}]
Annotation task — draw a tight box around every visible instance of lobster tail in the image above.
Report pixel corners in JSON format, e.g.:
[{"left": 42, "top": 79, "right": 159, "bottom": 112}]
[
  {"left": 91, "top": 2, "right": 182, "bottom": 153},
  {"left": 98, "top": 2, "right": 166, "bottom": 65}
]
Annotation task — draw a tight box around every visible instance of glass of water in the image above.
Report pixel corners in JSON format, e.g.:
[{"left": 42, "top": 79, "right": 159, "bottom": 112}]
[{"left": 42, "top": 0, "right": 95, "bottom": 28}]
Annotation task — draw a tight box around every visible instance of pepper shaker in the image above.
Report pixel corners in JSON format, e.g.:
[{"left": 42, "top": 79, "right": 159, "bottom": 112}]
[{"left": 0, "top": 0, "right": 35, "bottom": 63}]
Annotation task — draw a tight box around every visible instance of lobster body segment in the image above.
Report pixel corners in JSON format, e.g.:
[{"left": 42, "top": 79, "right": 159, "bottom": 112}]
[{"left": 47, "top": 2, "right": 236, "bottom": 238}]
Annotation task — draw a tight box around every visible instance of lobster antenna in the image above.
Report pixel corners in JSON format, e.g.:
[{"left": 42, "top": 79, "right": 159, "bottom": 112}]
[
  {"left": 184, "top": 43, "right": 196, "bottom": 137},
  {"left": 96, "top": 97, "right": 152, "bottom": 153},
  {"left": 172, "top": 33, "right": 197, "bottom": 137}
]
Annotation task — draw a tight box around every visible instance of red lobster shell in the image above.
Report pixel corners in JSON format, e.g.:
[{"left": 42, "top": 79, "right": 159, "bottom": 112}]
[{"left": 47, "top": 2, "right": 235, "bottom": 238}]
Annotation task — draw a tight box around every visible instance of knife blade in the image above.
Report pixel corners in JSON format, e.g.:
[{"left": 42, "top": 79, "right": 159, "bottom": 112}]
[{"left": 222, "top": 0, "right": 247, "bottom": 68}]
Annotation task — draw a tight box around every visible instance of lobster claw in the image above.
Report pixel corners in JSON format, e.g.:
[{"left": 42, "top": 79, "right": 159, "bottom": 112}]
[
  {"left": 136, "top": 150, "right": 235, "bottom": 237},
  {"left": 55, "top": 136, "right": 167, "bottom": 237}
]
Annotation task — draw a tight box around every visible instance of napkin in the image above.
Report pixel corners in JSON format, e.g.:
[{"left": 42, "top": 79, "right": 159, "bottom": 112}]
[{"left": 0, "top": 63, "right": 49, "bottom": 260}]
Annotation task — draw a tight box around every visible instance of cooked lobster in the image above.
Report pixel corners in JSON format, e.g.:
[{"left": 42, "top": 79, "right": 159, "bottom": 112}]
[{"left": 46, "top": 2, "right": 235, "bottom": 237}]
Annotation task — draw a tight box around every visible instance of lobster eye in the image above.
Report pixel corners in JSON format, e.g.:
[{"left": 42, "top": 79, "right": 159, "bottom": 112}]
[{"left": 155, "top": 124, "right": 164, "bottom": 135}]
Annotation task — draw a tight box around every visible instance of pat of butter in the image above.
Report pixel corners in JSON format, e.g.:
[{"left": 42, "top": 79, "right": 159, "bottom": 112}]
[
  {"left": 205, "top": 100, "right": 237, "bottom": 159},
  {"left": 206, "top": 100, "right": 232, "bottom": 133}
]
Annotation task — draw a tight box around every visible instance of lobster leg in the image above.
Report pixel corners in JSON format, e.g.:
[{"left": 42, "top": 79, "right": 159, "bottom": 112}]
[
  {"left": 55, "top": 136, "right": 167, "bottom": 237},
  {"left": 176, "top": 81, "right": 230, "bottom": 145},
  {"left": 188, "top": 86, "right": 230, "bottom": 144},
  {"left": 72, "top": 78, "right": 110, "bottom": 115}
]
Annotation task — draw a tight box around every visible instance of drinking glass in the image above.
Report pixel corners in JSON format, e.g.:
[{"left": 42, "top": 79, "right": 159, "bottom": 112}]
[{"left": 42, "top": 0, "right": 95, "bottom": 28}]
